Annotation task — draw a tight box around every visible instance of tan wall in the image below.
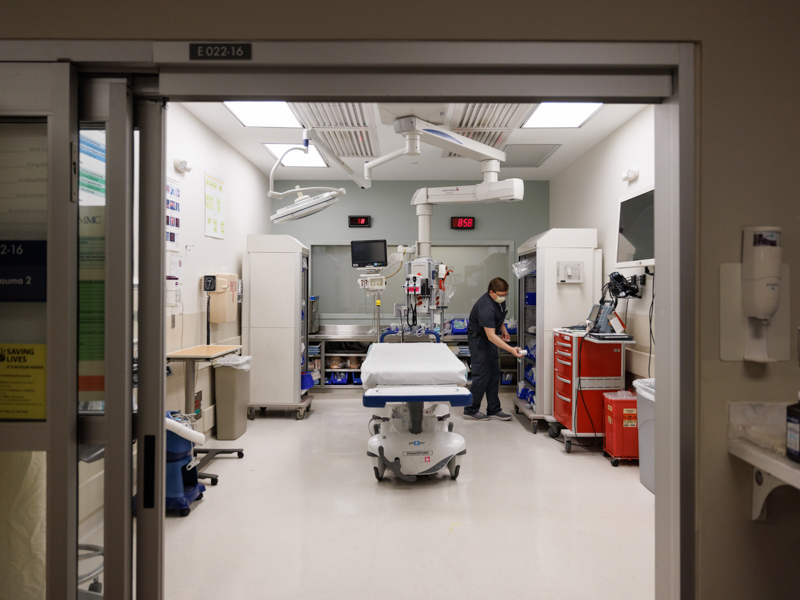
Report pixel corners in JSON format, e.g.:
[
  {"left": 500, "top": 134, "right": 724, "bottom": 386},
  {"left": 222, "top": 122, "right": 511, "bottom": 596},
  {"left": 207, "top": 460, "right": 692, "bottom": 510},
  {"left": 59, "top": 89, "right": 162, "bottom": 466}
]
[{"left": 4, "top": 2, "right": 800, "bottom": 597}]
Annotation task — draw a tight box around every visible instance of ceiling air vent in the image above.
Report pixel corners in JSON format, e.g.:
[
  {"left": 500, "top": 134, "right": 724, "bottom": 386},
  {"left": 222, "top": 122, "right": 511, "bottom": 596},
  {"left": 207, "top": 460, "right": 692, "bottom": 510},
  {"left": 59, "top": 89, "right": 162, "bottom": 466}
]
[
  {"left": 442, "top": 103, "right": 533, "bottom": 158},
  {"left": 502, "top": 144, "right": 561, "bottom": 168},
  {"left": 289, "top": 103, "right": 379, "bottom": 157}
]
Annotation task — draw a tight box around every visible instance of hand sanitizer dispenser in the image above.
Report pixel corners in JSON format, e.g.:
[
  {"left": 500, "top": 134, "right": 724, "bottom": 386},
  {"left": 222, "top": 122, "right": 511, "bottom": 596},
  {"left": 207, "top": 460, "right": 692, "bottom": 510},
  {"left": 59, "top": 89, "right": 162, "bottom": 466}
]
[{"left": 741, "top": 227, "right": 782, "bottom": 362}]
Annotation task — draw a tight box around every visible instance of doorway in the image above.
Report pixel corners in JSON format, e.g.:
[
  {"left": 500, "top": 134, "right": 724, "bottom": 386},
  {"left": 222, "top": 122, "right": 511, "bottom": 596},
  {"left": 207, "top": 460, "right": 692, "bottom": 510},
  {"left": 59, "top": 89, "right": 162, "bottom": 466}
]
[{"left": 0, "top": 41, "right": 695, "bottom": 600}]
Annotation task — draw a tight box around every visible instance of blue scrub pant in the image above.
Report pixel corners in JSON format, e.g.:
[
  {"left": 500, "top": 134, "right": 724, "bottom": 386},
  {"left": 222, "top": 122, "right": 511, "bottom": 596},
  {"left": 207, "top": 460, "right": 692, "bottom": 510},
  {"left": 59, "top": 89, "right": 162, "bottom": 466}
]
[{"left": 465, "top": 335, "right": 501, "bottom": 416}]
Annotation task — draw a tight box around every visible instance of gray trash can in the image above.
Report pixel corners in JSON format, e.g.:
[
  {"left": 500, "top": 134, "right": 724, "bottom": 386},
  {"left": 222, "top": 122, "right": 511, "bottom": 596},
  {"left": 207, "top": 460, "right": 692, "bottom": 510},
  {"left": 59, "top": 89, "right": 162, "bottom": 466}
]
[
  {"left": 213, "top": 355, "right": 251, "bottom": 440},
  {"left": 633, "top": 378, "right": 655, "bottom": 494}
]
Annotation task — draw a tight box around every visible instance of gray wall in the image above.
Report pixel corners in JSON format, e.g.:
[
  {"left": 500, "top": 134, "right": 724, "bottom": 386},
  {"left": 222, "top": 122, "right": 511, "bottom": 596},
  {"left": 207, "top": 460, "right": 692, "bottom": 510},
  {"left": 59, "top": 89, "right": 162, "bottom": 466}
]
[{"left": 273, "top": 180, "right": 549, "bottom": 250}]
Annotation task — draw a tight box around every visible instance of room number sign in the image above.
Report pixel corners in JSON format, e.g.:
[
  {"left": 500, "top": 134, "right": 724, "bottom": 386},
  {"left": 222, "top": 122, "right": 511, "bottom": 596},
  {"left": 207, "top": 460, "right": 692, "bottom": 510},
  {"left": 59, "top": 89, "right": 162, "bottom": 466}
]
[{"left": 189, "top": 44, "right": 252, "bottom": 60}]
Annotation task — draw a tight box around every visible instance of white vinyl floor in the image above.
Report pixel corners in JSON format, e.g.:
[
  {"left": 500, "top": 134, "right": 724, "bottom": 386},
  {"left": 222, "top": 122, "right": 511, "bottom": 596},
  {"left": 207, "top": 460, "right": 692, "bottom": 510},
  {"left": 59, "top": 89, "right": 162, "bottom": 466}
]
[{"left": 165, "top": 393, "right": 654, "bottom": 600}]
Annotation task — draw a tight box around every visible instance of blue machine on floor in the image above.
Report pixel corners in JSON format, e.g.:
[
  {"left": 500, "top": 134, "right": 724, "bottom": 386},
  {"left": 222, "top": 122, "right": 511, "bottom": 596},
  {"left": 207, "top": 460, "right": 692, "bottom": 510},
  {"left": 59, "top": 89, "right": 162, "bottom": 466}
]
[{"left": 165, "top": 411, "right": 205, "bottom": 517}]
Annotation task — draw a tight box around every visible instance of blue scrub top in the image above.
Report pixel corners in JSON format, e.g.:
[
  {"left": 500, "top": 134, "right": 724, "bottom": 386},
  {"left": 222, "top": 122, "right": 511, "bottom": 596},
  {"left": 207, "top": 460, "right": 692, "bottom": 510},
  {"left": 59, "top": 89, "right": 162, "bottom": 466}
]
[{"left": 467, "top": 292, "right": 507, "bottom": 338}]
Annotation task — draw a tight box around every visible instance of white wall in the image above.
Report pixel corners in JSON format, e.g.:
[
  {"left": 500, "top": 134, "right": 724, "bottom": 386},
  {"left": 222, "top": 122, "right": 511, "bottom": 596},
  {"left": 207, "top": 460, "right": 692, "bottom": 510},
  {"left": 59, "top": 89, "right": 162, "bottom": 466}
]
[
  {"left": 550, "top": 106, "right": 655, "bottom": 377},
  {"left": 164, "top": 103, "right": 272, "bottom": 317},
  {"left": 164, "top": 103, "right": 272, "bottom": 419}
]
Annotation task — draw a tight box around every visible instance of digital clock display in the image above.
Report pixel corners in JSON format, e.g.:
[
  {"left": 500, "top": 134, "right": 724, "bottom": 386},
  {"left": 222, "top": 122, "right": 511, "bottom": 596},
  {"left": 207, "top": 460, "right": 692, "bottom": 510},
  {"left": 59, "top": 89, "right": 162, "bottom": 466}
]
[
  {"left": 349, "top": 216, "right": 371, "bottom": 228},
  {"left": 451, "top": 217, "right": 475, "bottom": 230}
]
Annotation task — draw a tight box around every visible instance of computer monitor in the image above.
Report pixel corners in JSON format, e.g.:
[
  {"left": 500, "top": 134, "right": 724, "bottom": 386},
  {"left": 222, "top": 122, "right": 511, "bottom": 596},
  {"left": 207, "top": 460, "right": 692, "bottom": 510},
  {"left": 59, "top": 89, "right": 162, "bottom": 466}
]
[
  {"left": 616, "top": 186, "right": 655, "bottom": 268},
  {"left": 351, "top": 239, "right": 387, "bottom": 268},
  {"left": 587, "top": 304, "right": 601, "bottom": 324}
]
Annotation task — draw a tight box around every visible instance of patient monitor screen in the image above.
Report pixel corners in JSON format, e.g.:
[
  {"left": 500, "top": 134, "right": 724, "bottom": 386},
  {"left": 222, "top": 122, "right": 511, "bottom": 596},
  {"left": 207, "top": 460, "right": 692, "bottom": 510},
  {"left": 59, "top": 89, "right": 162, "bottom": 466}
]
[{"left": 351, "top": 240, "right": 388, "bottom": 268}]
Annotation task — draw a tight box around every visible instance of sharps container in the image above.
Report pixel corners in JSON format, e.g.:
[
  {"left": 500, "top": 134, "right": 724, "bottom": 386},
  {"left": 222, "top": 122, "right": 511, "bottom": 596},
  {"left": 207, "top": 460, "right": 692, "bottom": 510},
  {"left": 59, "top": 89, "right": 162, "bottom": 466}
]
[
  {"left": 213, "top": 355, "right": 252, "bottom": 440},
  {"left": 633, "top": 378, "right": 655, "bottom": 493}
]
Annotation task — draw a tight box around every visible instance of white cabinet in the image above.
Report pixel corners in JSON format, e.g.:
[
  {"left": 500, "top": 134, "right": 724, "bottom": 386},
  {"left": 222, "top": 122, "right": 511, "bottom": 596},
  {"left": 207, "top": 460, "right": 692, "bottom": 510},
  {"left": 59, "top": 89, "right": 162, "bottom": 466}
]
[
  {"left": 243, "top": 235, "right": 309, "bottom": 409},
  {"left": 515, "top": 229, "right": 601, "bottom": 428}
]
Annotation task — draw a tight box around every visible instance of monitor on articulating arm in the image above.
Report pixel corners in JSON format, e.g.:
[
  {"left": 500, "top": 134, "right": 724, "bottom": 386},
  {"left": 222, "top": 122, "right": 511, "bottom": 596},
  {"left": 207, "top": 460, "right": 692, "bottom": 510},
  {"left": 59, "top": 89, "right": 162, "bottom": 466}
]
[{"left": 351, "top": 240, "right": 388, "bottom": 268}]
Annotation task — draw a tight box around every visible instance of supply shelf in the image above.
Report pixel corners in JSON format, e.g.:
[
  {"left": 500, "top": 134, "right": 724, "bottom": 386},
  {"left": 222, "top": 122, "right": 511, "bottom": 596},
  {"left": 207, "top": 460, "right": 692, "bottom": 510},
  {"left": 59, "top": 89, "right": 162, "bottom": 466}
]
[{"left": 728, "top": 402, "right": 800, "bottom": 520}]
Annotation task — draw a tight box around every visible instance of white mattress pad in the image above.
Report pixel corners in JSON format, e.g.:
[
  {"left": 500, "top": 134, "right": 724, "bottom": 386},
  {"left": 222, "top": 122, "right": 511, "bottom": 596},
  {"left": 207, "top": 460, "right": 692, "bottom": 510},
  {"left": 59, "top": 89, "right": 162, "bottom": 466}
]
[{"left": 360, "top": 343, "right": 468, "bottom": 388}]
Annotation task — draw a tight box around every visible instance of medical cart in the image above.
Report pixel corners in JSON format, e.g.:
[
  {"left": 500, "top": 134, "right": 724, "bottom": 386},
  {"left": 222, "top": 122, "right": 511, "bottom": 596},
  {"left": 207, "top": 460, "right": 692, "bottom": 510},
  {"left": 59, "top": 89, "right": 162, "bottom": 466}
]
[{"left": 548, "top": 328, "right": 634, "bottom": 452}]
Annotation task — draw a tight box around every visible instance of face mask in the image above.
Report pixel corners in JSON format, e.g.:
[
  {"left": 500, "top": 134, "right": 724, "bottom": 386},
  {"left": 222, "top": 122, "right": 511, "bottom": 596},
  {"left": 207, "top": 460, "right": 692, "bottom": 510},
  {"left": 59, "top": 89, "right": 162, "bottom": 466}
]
[{"left": 492, "top": 294, "right": 507, "bottom": 304}]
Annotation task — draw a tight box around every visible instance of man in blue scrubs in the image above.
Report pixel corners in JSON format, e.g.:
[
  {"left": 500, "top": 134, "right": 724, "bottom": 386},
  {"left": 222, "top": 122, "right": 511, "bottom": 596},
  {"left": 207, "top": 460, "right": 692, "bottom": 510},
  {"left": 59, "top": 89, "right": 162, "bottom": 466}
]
[{"left": 463, "top": 277, "right": 524, "bottom": 421}]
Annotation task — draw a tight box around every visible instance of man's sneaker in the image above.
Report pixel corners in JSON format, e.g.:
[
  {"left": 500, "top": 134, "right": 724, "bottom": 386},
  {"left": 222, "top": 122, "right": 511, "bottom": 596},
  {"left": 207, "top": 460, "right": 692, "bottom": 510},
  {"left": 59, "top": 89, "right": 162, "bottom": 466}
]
[
  {"left": 463, "top": 411, "right": 489, "bottom": 421},
  {"left": 488, "top": 411, "right": 512, "bottom": 421}
]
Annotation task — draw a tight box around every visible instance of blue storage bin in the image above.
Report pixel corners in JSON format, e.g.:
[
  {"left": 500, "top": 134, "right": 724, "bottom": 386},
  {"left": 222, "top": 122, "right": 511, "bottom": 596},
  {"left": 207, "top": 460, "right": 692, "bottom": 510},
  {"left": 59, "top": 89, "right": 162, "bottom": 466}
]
[
  {"left": 501, "top": 372, "right": 513, "bottom": 385},
  {"left": 451, "top": 318, "right": 468, "bottom": 334},
  {"left": 301, "top": 372, "right": 314, "bottom": 390},
  {"left": 352, "top": 374, "right": 362, "bottom": 385},
  {"left": 525, "top": 292, "right": 536, "bottom": 306},
  {"left": 330, "top": 372, "right": 349, "bottom": 385}
]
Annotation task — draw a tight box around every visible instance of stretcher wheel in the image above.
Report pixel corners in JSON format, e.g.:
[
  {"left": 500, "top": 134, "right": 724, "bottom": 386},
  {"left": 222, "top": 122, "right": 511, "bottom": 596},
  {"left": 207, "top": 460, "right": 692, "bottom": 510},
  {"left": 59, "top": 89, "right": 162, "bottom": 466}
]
[
  {"left": 373, "top": 466, "right": 383, "bottom": 481},
  {"left": 611, "top": 458, "right": 620, "bottom": 467},
  {"left": 179, "top": 508, "right": 191, "bottom": 517},
  {"left": 532, "top": 421, "right": 538, "bottom": 434},
  {"left": 247, "top": 408, "right": 255, "bottom": 420},
  {"left": 565, "top": 440, "right": 572, "bottom": 453},
  {"left": 237, "top": 451, "right": 244, "bottom": 458},
  {"left": 448, "top": 422, "right": 454, "bottom": 432},
  {"left": 514, "top": 405, "right": 520, "bottom": 414}
]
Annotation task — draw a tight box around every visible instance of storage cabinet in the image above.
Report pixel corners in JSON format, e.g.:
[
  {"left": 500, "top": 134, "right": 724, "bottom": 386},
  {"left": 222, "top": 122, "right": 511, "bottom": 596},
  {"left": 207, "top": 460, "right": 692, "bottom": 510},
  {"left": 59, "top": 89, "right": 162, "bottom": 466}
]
[{"left": 513, "top": 229, "right": 602, "bottom": 433}]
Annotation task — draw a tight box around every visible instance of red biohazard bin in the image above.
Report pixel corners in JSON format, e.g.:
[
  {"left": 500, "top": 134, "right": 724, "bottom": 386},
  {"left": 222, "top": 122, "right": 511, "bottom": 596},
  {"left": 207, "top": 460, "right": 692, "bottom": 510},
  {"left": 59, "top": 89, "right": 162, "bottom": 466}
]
[{"left": 603, "top": 391, "right": 639, "bottom": 466}]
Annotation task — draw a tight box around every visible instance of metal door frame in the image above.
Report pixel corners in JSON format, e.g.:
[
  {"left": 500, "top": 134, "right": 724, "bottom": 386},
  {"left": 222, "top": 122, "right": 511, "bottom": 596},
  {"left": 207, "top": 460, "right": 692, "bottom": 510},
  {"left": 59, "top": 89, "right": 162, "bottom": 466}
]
[
  {"left": 0, "top": 62, "right": 79, "bottom": 600},
  {"left": 0, "top": 41, "right": 696, "bottom": 599}
]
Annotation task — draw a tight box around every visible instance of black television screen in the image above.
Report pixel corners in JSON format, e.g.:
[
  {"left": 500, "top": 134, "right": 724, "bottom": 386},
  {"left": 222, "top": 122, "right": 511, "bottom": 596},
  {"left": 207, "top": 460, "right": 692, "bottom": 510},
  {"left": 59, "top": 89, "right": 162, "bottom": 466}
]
[
  {"left": 616, "top": 187, "right": 655, "bottom": 267},
  {"left": 351, "top": 239, "right": 387, "bottom": 268}
]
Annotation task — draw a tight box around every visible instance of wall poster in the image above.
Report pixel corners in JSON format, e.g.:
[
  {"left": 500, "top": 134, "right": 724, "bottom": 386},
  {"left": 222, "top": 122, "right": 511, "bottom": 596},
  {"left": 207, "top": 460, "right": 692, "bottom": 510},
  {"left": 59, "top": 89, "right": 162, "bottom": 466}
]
[{"left": 204, "top": 173, "right": 225, "bottom": 239}]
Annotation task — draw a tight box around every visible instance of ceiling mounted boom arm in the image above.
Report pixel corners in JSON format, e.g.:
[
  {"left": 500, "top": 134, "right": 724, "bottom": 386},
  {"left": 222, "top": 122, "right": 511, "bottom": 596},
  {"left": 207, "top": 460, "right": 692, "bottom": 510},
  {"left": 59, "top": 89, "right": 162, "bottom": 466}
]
[{"left": 304, "top": 129, "right": 371, "bottom": 189}]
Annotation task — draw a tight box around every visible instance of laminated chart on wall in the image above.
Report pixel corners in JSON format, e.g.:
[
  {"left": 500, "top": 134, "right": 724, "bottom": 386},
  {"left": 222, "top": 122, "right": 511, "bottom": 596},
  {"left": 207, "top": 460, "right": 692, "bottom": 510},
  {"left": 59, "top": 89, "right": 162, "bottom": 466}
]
[
  {"left": 166, "top": 177, "right": 181, "bottom": 252},
  {"left": 204, "top": 173, "right": 226, "bottom": 240},
  {"left": 78, "top": 130, "right": 107, "bottom": 406},
  {"left": 0, "top": 344, "right": 47, "bottom": 420}
]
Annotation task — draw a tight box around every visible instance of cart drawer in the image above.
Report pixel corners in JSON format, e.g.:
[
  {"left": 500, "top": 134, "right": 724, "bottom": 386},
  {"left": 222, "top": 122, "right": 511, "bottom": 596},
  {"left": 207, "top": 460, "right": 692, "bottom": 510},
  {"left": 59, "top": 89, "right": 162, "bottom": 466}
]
[
  {"left": 554, "top": 354, "right": 573, "bottom": 376},
  {"left": 554, "top": 370, "right": 573, "bottom": 396}
]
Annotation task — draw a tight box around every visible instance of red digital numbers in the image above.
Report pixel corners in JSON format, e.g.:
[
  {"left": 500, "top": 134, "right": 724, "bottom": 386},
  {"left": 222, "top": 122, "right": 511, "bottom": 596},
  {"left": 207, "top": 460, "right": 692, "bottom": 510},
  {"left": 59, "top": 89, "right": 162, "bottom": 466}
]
[{"left": 452, "top": 217, "right": 475, "bottom": 229}]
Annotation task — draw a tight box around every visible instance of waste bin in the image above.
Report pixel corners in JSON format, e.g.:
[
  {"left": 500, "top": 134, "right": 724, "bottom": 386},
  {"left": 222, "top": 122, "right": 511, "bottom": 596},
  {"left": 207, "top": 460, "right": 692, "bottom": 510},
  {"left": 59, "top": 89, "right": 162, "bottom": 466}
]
[
  {"left": 213, "top": 355, "right": 251, "bottom": 440},
  {"left": 633, "top": 378, "right": 655, "bottom": 494}
]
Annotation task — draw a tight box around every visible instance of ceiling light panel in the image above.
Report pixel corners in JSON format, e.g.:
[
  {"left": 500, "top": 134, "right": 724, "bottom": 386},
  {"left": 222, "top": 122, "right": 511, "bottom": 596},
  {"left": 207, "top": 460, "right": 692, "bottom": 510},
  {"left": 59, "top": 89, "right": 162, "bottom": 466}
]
[
  {"left": 290, "top": 103, "right": 379, "bottom": 157},
  {"left": 224, "top": 101, "right": 302, "bottom": 128},
  {"left": 264, "top": 144, "right": 328, "bottom": 168},
  {"left": 522, "top": 102, "right": 603, "bottom": 128}
]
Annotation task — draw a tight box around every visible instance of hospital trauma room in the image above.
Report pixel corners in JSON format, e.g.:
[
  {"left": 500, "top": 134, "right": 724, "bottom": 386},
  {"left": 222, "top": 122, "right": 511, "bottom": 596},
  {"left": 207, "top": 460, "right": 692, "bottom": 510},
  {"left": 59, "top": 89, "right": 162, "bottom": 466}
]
[{"left": 90, "top": 101, "right": 659, "bottom": 599}]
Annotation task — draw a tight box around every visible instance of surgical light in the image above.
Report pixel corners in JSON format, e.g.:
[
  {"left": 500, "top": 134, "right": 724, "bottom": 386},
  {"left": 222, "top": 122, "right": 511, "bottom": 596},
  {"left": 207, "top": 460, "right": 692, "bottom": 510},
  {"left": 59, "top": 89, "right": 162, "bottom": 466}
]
[
  {"left": 522, "top": 102, "right": 603, "bottom": 128},
  {"left": 224, "top": 101, "right": 302, "bottom": 128},
  {"left": 264, "top": 143, "right": 328, "bottom": 167}
]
